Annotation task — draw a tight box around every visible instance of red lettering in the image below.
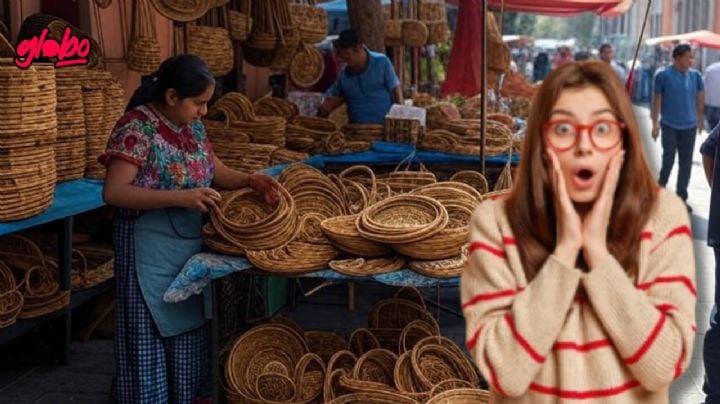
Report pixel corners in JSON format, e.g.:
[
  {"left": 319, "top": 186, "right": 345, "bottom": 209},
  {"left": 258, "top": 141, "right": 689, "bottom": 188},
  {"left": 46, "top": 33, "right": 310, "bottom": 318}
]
[
  {"left": 42, "top": 39, "right": 59, "bottom": 58},
  {"left": 14, "top": 37, "right": 37, "bottom": 68}
]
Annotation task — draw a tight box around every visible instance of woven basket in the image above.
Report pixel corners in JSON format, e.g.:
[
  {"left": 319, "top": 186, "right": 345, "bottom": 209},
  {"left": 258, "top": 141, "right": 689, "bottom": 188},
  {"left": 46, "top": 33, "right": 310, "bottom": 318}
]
[
  {"left": 357, "top": 194, "right": 448, "bottom": 244},
  {"left": 394, "top": 286, "right": 426, "bottom": 309},
  {"left": 410, "top": 336, "right": 482, "bottom": 390},
  {"left": 449, "top": 171, "right": 489, "bottom": 195},
  {"left": 429, "top": 379, "right": 475, "bottom": 397},
  {"left": 246, "top": 242, "right": 338, "bottom": 274},
  {"left": 293, "top": 352, "right": 326, "bottom": 402},
  {"left": 270, "top": 27, "right": 301, "bottom": 71},
  {"left": 368, "top": 298, "right": 436, "bottom": 330},
  {"left": 425, "top": 388, "right": 490, "bottom": 403},
  {"left": 393, "top": 351, "right": 430, "bottom": 401},
  {"left": 228, "top": 9, "right": 252, "bottom": 41},
  {"left": 327, "top": 350, "right": 358, "bottom": 374},
  {"left": 402, "top": 20, "right": 428, "bottom": 47},
  {"left": 188, "top": 20, "right": 234, "bottom": 76},
  {"left": 320, "top": 215, "right": 391, "bottom": 257},
  {"left": 0, "top": 261, "right": 23, "bottom": 328},
  {"left": 326, "top": 390, "right": 417, "bottom": 403},
  {"left": 329, "top": 256, "right": 406, "bottom": 278},
  {"left": 255, "top": 372, "right": 296, "bottom": 402},
  {"left": 290, "top": 0, "right": 328, "bottom": 44},
  {"left": 391, "top": 203, "right": 472, "bottom": 260},
  {"left": 399, "top": 319, "right": 440, "bottom": 354},
  {"left": 348, "top": 328, "right": 381, "bottom": 357},
  {"left": 150, "top": 0, "right": 210, "bottom": 21},
  {"left": 409, "top": 182, "right": 481, "bottom": 211},
  {"left": 353, "top": 348, "right": 398, "bottom": 387},
  {"left": 426, "top": 20, "right": 448, "bottom": 44},
  {"left": 226, "top": 324, "right": 308, "bottom": 397},
  {"left": 305, "top": 331, "right": 347, "bottom": 364},
  {"left": 409, "top": 255, "right": 466, "bottom": 279},
  {"left": 289, "top": 44, "right": 324, "bottom": 88}
]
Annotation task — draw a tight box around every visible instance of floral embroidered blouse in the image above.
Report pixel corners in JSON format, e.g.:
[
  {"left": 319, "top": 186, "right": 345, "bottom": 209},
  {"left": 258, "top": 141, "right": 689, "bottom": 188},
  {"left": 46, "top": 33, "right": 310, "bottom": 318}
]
[{"left": 99, "top": 105, "right": 215, "bottom": 190}]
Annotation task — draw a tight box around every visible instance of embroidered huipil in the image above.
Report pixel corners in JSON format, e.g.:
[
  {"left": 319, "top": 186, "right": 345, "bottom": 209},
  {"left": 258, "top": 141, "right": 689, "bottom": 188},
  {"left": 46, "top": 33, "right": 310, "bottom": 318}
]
[
  {"left": 99, "top": 104, "right": 215, "bottom": 190},
  {"left": 461, "top": 189, "right": 696, "bottom": 403}
]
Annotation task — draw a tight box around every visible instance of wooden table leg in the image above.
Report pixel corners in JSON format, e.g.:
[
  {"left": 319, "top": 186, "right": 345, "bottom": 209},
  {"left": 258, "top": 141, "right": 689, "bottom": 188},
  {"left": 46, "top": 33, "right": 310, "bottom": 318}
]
[{"left": 348, "top": 282, "right": 355, "bottom": 312}]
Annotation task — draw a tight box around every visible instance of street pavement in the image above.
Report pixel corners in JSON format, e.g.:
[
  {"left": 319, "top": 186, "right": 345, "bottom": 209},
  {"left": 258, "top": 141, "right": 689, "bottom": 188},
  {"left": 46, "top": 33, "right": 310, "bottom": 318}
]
[{"left": 635, "top": 105, "right": 715, "bottom": 404}]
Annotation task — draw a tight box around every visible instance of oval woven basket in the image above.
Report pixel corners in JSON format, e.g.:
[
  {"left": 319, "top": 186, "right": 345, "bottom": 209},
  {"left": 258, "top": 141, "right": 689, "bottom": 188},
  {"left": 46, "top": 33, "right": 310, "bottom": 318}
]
[
  {"left": 352, "top": 348, "right": 398, "bottom": 387},
  {"left": 348, "top": 328, "right": 381, "bottom": 357},
  {"left": 305, "top": 331, "right": 347, "bottom": 364},
  {"left": 188, "top": 24, "right": 234, "bottom": 76},
  {"left": 325, "top": 390, "right": 417, "bottom": 404},
  {"left": 150, "top": 0, "right": 210, "bottom": 21},
  {"left": 429, "top": 379, "right": 475, "bottom": 397},
  {"left": 329, "top": 256, "right": 406, "bottom": 278},
  {"left": 320, "top": 215, "right": 391, "bottom": 257},
  {"left": 402, "top": 20, "right": 428, "bottom": 47},
  {"left": 293, "top": 352, "right": 326, "bottom": 402},
  {"left": 368, "top": 298, "right": 436, "bottom": 330},
  {"left": 425, "top": 388, "right": 491, "bottom": 404},
  {"left": 357, "top": 194, "right": 449, "bottom": 244},
  {"left": 391, "top": 203, "right": 471, "bottom": 260},
  {"left": 409, "top": 255, "right": 467, "bottom": 279},
  {"left": 449, "top": 171, "right": 489, "bottom": 195},
  {"left": 289, "top": 44, "right": 324, "bottom": 88}
]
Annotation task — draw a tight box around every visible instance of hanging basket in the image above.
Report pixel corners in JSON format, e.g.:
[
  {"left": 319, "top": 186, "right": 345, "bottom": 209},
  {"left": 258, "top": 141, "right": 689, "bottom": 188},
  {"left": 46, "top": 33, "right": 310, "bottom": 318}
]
[
  {"left": 188, "top": 17, "right": 234, "bottom": 76},
  {"left": 228, "top": 9, "right": 252, "bottom": 41},
  {"left": 289, "top": 44, "right": 324, "bottom": 88},
  {"left": 149, "top": 0, "right": 210, "bottom": 22},
  {"left": 401, "top": 20, "right": 428, "bottom": 48},
  {"left": 290, "top": 0, "right": 328, "bottom": 45}
]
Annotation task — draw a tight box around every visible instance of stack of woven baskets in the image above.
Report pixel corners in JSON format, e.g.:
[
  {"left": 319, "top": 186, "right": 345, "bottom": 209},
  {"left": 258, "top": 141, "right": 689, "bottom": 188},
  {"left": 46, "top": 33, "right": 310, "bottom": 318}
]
[
  {"left": 0, "top": 61, "right": 57, "bottom": 221},
  {"left": 205, "top": 164, "right": 486, "bottom": 279},
  {"left": 0, "top": 235, "right": 70, "bottom": 322},
  {"left": 208, "top": 92, "right": 287, "bottom": 147},
  {"left": 418, "top": 0, "right": 448, "bottom": 45},
  {"left": 224, "top": 289, "right": 490, "bottom": 403}
]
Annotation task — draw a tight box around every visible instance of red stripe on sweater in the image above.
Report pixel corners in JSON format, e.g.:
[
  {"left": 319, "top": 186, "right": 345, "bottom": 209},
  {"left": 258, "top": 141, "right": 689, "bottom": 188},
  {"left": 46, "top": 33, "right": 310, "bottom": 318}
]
[
  {"left": 505, "top": 314, "right": 545, "bottom": 363},
  {"left": 656, "top": 303, "right": 676, "bottom": 313},
  {"left": 502, "top": 236, "right": 516, "bottom": 245},
  {"left": 462, "top": 289, "right": 518, "bottom": 309},
  {"left": 637, "top": 276, "right": 697, "bottom": 296},
  {"left": 485, "top": 352, "right": 507, "bottom": 396},
  {"left": 650, "top": 225, "right": 692, "bottom": 254},
  {"left": 553, "top": 339, "right": 612, "bottom": 352},
  {"left": 692, "top": 325, "right": 697, "bottom": 333},
  {"left": 640, "top": 231, "right": 653, "bottom": 240},
  {"left": 529, "top": 380, "right": 641, "bottom": 399},
  {"left": 624, "top": 313, "right": 667, "bottom": 365},
  {"left": 674, "top": 349, "right": 686, "bottom": 380},
  {"left": 466, "top": 325, "right": 483, "bottom": 351},
  {"left": 468, "top": 241, "right": 506, "bottom": 259}
]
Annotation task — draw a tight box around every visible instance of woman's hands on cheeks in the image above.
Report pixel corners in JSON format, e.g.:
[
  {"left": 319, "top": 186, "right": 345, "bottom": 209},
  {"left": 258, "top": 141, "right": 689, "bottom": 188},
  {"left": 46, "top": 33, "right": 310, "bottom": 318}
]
[
  {"left": 582, "top": 149, "right": 625, "bottom": 269},
  {"left": 546, "top": 148, "right": 625, "bottom": 270},
  {"left": 547, "top": 149, "right": 583, "bottom": 269},
  {"left": 249, "top": 173, "right": 280, "bottom": 207}
]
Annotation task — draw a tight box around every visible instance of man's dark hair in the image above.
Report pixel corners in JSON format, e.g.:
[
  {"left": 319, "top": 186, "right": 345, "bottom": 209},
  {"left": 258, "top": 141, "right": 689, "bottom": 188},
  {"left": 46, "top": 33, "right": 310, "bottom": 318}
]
[
  {"left": 333, "top": 30, "right": 361, "bottom": 50},
  {"left": 673, "top": 44, "right": 692, "bottom": 58},
  {"left": 599, "top": 43, "right": 612, "bottom": 53}
]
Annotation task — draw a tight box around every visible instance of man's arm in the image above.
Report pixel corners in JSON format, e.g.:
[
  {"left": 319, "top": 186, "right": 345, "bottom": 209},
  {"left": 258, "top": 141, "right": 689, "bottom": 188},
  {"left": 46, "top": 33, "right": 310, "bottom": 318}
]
[
  {"left": 697, "top": 91, "right": 705, "bottom": 134},
  {"left": 317, "top": 96, "right": 343, "bottom": 118},
  {"left": 704, "top": 155, "right": 714, "bottom": 186},
  {"left": 651, "top": 93, "right": 662, "bottom": 141},
  {"left": 392, "top": 85, "right": 403, "bottom": 105}
]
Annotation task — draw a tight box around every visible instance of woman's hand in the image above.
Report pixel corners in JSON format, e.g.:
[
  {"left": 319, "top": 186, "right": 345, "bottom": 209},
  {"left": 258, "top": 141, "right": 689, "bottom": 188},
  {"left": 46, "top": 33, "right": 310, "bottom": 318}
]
[
  {"left": 582, "top": 150, "right": 625, "bottom": 269},
  {"left": 249, "top": 173, "right": 280, "bottom": 207},
  {"left": 547, "top": 149, "right": 583, "bottom": 268},
  {"left": 177, "top": 188, "right": 222, "bottom": 213}
]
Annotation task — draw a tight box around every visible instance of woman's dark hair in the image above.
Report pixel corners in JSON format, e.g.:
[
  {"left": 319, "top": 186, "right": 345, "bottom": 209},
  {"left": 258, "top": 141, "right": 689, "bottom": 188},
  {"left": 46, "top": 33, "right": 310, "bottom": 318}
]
[{"left": 126, "top": 54, "right": 215, "bottom": 112}]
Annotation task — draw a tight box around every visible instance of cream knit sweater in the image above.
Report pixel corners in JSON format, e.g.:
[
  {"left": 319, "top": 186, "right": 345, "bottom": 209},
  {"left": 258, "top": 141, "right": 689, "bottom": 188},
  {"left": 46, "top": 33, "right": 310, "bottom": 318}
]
[{"left": 461, "top": 189, "right": 696, "bottom": 403}]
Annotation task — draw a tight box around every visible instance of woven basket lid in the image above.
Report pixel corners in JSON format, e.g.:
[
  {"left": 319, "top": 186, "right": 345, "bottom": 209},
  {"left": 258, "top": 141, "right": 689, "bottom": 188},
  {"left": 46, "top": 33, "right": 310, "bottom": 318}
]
[{"left": 149, "top": 0, "right": 210, "bottom": 22}]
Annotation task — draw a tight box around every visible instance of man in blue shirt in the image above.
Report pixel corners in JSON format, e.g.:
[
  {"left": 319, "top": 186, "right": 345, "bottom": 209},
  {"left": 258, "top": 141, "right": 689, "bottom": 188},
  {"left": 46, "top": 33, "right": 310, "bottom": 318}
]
[
  {"left": 317, "top": 30, "right": 403, "bottom": 124},
  {"left": 652, "top": 44, "right": 705, "bottom": 211},
  {"left": 700, "top": 122, "right": 720, "bottom": 403}
]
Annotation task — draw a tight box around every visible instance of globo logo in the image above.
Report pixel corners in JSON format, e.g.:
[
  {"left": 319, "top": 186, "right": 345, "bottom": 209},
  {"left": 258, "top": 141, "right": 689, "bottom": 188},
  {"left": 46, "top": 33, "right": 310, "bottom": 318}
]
[{"left": 14, "top": 27, "right": 91, "bottom": 69}]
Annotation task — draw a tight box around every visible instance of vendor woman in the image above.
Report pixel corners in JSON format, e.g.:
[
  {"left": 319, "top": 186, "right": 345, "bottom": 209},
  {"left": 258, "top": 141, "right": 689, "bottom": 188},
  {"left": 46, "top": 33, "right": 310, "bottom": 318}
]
[
  {"left": 317, "top": 29, "right": 403, "bottom": 124},
  {"left": 100, "top": 54, "right": 278, "bottom": 404}
]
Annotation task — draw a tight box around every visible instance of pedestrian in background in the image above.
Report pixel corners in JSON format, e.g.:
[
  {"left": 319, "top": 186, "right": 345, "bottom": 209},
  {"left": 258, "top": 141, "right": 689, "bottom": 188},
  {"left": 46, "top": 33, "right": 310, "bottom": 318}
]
[
  {"left": 599, "top": 43, "right": 627, "bottom": 82},
  {"left": 700, "top": 122, "right": 720, "bottom": 404},
  {"left": 705, "top": 60, "right": 720, "bottom": 131},
  {"left": 652, "top": 44, "right": 705, "bottom": 211}
]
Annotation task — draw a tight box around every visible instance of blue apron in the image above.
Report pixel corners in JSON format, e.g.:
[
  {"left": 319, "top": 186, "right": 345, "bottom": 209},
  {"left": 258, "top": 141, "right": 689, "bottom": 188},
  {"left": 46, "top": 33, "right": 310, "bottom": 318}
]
[{"left": 134, "top": 208, "right": 211, "bottom": 337}]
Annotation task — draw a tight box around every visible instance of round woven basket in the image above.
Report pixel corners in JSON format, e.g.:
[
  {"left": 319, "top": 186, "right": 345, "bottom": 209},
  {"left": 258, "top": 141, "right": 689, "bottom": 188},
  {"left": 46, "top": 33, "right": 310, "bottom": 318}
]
[
  {"left": 399, "top": 319, "right": 440, "bottom": 354},
  {"left": 326, "top": 390, "right": 417, "bottom": 404},
  {"left": 368, "top": 298, "right": 436, "bottom": 330},
  {"left": 402, "top": 20, "right": 428, "bottom": 47},
  {"left": 352, "top": 348, "right": 398, "bottom": 387},
  {"left": 425, "top": 388, "right": 491, "bottom": 404},
  {"left": 127, "top": 37, "right": 161, "bottom": 74},
  {"left": 327, "top": 350, "right": 358, "bottom": 374},
  {"left": 226, "top": 324, "right": 308, "bottom": 397},
  {"left": 393, "top": 351, "right": 430, "bottom": 401},
  {"left": 289, "top": 44, "right": 324, "bottom": 88},
  {"left": 391, "top": 203, "right": 472, "bottom": 260},
  {"left": 246, "top": 242, "right": 338, "bottom": 274},
  {"left": 255, "top": 372, "right": 296, "bottom": 402},
  {"left": 409, "top": 255, "right": 467, "bottom": 279},
  {"left": 305, "top": 331, "right": 347, "bottom": 364},
  {"left": 348, "top": 328, "right": 381, "bottom": 357},
  {"left": 426, "top": 20, "right": 448, "bottom": 44},
  {"left": 410, "top": 336, "right": 482, "bottom": 391},
  {"left": 357, "top": 194, "right": 448, "bottom": 244},
  {"left": 329, "top": 256, "right": 406, "bottom": 278},
  {"left": 449, "top": 171, "right": 489, "bottom": 195},
  {"left": 429, "top": 379, "right": 475, "bottom": 397},
  {"left": 293, "top": 352, "right": 326, "bottom": 402},
  {"left": 320, "top": 215, "right": 391, "bottom": 257},
  {"left": 290, "top": 2, "right": 328, "bottom": 44},
  {"left": 149, "top": 0, "right": 210, "bottom": 22}
]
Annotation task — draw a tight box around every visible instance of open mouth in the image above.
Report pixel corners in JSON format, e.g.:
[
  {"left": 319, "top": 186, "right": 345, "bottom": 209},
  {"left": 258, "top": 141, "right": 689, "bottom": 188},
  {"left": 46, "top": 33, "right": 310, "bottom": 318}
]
[{"left": 573, "top": 168, "right": 595, "bottom": 189}]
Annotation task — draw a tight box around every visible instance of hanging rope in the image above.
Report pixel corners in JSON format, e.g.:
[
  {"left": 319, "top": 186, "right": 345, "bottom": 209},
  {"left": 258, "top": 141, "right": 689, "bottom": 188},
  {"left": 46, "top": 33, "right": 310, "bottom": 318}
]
[
  {"left": 92, "top": 1, "right": 107, "bottom": 63},
  {"left": 626, "top": 0, "right": 653, "bottom": 90}
]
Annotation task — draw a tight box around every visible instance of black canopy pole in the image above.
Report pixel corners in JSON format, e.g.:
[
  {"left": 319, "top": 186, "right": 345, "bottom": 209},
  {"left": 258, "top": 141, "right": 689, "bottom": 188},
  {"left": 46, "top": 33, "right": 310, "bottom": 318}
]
[
  {"left": 627, "top": 0, "right": 653, "bottom": 88},
  {"left": 480, "top": 0, "right": 488, "bottom": 175}
]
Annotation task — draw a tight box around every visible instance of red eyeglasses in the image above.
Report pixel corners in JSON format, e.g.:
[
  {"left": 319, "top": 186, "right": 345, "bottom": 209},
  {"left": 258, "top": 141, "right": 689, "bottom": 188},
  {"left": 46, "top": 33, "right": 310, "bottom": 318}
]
[{"left": 542, "top": 119, "right": 626, "bottom": 152}]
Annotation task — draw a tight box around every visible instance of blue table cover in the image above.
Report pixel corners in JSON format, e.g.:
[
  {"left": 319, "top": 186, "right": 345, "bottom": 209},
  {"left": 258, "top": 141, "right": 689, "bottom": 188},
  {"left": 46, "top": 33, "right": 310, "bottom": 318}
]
[
  {"left": 0, "top": 179, "right": 105, "bottom": 236},
  {"left": 165, "top": 144, "right": 516, "bottom": 303}
]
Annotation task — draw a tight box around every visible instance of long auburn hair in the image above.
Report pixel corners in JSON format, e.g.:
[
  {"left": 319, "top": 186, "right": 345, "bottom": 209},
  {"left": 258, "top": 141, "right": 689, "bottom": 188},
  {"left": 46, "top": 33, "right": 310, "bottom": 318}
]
[{"left": 506, "top": 61, "right": 657, "bottom": 281}]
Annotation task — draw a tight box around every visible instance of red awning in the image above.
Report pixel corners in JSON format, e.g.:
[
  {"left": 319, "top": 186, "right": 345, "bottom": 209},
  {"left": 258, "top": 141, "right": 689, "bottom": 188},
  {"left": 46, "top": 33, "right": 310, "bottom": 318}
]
[
  {"left": 487, "top": 0, "right": 626, "bottom": 16},
  {"left": 646, "top": 30, "right": 720, "bottom": 50}
]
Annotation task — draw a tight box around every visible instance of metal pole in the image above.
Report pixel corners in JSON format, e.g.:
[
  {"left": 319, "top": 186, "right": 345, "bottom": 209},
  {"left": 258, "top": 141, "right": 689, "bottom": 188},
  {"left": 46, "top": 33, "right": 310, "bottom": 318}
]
[
  {"left": 627, "top": 0, "right": 653, "bottom": 88},
  {"left": 480, "top": 0, "right": 487, "bottom": 176}
]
